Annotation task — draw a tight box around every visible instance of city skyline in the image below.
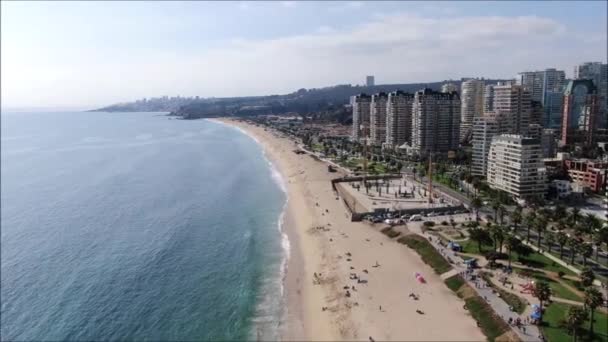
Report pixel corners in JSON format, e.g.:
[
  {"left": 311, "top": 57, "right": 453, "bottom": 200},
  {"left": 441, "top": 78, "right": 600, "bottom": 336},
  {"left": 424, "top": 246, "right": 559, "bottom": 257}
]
[{"left": 1, "top": 1, "right": 607, "bottom": 109}]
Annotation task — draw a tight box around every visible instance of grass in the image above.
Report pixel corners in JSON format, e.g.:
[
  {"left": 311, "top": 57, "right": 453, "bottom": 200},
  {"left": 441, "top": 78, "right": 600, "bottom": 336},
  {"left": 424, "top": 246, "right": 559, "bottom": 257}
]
[
  {"left": 381, "top": 227, "right": 401, "bottom": 238},
  {"left": 464, "top": 296, "right": 511, "bottom": 341},
  {"left": 517, "top": 251, "right": 576, "bottom": 277},
  {"left": 516, "top": 269, "right": 583, "bottom": 302},
  {"left": 444, "top": 274, "right": 466, "bottom": 292},
  {"left": 480, "top": 272, "right": 527, "bottom": 314},
  {"left": 541, "top": 302, "right": 608, "bottom": 342},
  {"left": 397, "top": 235, "right": 452, "bottom": 274}
]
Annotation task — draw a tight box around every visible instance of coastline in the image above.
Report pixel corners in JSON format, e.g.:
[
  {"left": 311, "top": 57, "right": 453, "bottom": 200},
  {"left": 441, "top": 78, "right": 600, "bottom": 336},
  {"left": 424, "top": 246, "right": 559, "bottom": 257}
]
[{"left": 215, "top": 118, "right": 486, "bottom": 341}]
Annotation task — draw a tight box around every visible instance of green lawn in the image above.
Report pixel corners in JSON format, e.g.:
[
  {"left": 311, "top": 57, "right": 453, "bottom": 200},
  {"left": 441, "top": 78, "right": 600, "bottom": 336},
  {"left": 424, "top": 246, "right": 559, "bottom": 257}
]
[
  {"left": 542, "top": 302, "right": 608, "bottom": 342},
  {"left": 465, "top": 296, "right": 510, "bottom": 341},
  {"left": 516, "top": 269, "right": 582, "bottom": 302},
  {"left": 444, "top": 274, "right": 466, "bottom": 292},
  {"left": 517, "top": 251, "right": 576, "bottom": 276},
  {"left": 397, "top": 235, "right": 452, "bottom": 274}
]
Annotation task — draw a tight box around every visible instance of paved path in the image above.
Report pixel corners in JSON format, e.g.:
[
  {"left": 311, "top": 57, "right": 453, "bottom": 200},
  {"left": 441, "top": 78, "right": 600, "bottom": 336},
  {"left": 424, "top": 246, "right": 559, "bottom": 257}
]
[{"left": 423, "top": 233, "right": 543, "bottom": 342}]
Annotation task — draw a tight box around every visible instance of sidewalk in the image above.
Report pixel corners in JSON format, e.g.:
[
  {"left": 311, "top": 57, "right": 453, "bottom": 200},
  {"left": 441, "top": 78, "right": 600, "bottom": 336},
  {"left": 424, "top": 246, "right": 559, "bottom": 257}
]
[{"left": 424, "top": 232, "right": 542, "bottom": 342}]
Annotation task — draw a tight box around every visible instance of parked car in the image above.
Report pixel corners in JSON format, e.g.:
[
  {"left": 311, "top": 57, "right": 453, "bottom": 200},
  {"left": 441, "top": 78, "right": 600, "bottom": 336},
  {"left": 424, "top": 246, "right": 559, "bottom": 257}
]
[{"left": 409, "top": 215, "right": 422, "bottom": 222}]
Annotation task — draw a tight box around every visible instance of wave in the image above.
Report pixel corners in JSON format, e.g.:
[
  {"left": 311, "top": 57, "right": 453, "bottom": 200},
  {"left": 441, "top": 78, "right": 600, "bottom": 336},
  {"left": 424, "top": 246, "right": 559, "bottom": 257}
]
[{"left": 208, "top": 119, "right": 291, "bottom": 340}]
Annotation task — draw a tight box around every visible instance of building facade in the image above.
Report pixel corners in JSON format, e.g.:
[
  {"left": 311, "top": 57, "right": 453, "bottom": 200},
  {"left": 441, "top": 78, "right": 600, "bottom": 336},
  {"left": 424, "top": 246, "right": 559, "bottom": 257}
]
[
  {"left": 483, "top": 84, "right": 495, "bottom": 113},
  {"left": 560, "top": 80, "right": 599, "bottom": 146},
  {"left": 460, "top": 79, "right": 485, "bottom": 141},
  {"left": 487, "top": 134, "right": 547, "bottom": 199},
  {"left": 370, "top": 92, "right": 388, "bottom": 145},
  {"left": 493, "top": 83, "right": 532, "bottom": 135},
  {"left": 471, "top": 116, "right": 498, "bottom": 176},
  {"left": 574, "top": 62, "right": 607, "bottom": 129},
  {"left": 563, "top": 159, "right": 608, "bottom": 193},
  {"left": 385, "top": 91, "right": 414, "bottom": 148},
  {"left": 366, "top": 75, "right": 375, "bottom": 87},
  {"left": 517, "top": 68, "right": 566, "bottom": 103},
  {"left": 411, "top": 89, "right": 461, "bottom": 156},
  {"left": 543, "top": 90, "right": 564, "bottom": 132},
  {"left": 351, "top": 94, "right": 371, "bottom": 142},
  {"left": 441, "top": 83, "right": 458, "bottom": 93}
]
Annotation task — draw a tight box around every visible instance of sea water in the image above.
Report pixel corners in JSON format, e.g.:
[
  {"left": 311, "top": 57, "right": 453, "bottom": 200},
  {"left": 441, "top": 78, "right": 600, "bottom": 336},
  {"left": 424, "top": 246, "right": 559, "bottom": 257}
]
[{"left": 1, "top": 112, "right": 287, "bottom": 340}]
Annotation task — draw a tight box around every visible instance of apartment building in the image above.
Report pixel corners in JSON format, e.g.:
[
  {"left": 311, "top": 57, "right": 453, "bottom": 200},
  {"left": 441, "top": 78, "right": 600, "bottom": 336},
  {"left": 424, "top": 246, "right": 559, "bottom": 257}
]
[
  {"left": 411, "top": 88, "right": 461, "bottom": 157},
  {"left": 574, "top": 62, "right": 607, "bottom": 128},
  {"left": 385, "top": 91, "right": 414, "bottom": 148},
  {"left": 487, "top": 134, "right": 547, "bottom": 199},
  {"left": 560, "top": 79, "right": 600, "bottom": 146},
  {"left": 563, "top": 159, "right": 607, "bottom": 193},
  {"left": 460, "top": 79, "right": 485, "bottom": 141},
  {"left": 517, "top": 68, "right": 566, "bottom": 103},
  {"left": 351, "top": 94, "right": 371, "bottom": 142},
  {"left": 493, "top": 83, "right": 532, "bottom": 135},
  {"left": 471, "top": 116, "right": 498, "bottom": 176},
  {"left": 370, "top": 92, "right": 388, "bottom": 145}
]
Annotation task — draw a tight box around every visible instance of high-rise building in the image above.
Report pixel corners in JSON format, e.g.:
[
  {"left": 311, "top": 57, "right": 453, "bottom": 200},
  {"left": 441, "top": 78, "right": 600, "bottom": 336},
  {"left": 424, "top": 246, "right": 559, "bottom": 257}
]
[
  {"left": 351, "top": 94, "right": 371, "bottom": 142},
  {"left": 487, "top": 134, "right": 547, "bottom": 199},
  {"left": 493, "top": 83, "right": 532, "bottom": 135},
  {"left": 386, "top": 91, "right": 414, "bottom": 148},
  {"left": 560, "top": 80, "right": 600, "bottom": 146},
  {"left": 411, "top": 88, "right": 461, "bottom": 156},
  {"left": 530, "top": 100, "right": 544, "bottom": 126},
  {"left": 541, "top": 129, "right": 557, "bottom": 158},
  {"left": 471, "top": 116, "right": 498, "bottom": 177},
  {"left": 370, "top": 93, "right": 388, "bottom": 145},
  {"left": 543, "top": 89, "right": 565, "bottom": 132},
  {"left": 366, "top": 75, "right": 375, "bottom": 87},
  {"left": 574, "top": 62, "right": 607, "bottom": 128},
  {"left": 460, "top": 79, "right": 485, "bottom": 141},
  {"left": 517, "top": 68, "right": 566, "bottom": 103},
  {"left": 441, "top": 83, "right": 458, "bottom": 93},
  {"left": 483, "top": 84, "right": 495, "bottom": 113}
]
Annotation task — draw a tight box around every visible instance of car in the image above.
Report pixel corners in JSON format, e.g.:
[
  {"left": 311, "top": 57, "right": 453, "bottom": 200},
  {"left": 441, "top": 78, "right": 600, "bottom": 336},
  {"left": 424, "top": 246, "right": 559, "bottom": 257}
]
[
  {"left": 409, "top": 215, "right": 422, "bottom": 222},
  {"left": 427, "top": 212, "right": 437, "bottom": 217}
]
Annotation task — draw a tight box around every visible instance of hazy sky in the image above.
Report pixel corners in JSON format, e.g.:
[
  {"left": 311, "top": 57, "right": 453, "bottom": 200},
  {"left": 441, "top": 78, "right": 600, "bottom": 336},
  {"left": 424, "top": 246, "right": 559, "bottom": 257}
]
[{"left": 2, "top": 1, "right": 607, "bottom": 109}]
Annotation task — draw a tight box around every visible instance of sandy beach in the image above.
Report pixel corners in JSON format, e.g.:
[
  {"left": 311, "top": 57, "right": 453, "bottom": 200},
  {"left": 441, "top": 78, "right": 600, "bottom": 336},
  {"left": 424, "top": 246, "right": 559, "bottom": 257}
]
[{"left": 218, "top": 118, "right": 485, "bottom": 341}]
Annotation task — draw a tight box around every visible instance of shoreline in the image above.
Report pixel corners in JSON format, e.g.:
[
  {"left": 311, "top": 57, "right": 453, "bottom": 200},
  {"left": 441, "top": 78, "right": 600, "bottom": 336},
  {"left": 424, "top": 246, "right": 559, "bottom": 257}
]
[{"left": 215, "top": 118, "right": 486, "bottom": 341}]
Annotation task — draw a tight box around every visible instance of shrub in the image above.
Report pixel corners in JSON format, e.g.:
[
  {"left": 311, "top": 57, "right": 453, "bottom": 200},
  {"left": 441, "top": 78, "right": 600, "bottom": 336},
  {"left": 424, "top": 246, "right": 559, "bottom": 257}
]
[
  {"left": 441, "top": 220, "right": 449, "bottom": 226},
  {"left": 484, "top": 251, "right": 508, "bottom": 261},
  {"left": 423, "top": 221, "right": 435, "bottom": 227},
  {"left": 558, "top": 271, "right": 565, "bottom": 278}
]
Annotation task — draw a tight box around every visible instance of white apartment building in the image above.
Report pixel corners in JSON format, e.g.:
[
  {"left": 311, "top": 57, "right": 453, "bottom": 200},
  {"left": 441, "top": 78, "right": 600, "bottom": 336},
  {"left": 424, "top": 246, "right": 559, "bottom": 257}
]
[
  {"left": 460, "top": 79, "right": 485, "bottom": 141},
  {"left": 493, "top": 83, "right": 532, "bottom": 135},
  {"left": 411, "top": 88, "right": 461, "bottom": 156},
  {"left": 370, "top": 93, "right": 388, "bottom": 145},
  {"left": 441, "top": 83, "right": 458, "bottom": 93},
  {"left": 487, "top": 134, "right": 547, "bottom": 199},
  {"left": 351, "top": 94, "right": 371, "bottom": 142},
  {"left": 471, "top": 116, "right": 498, "bottom": 177},
  {"left": 385, "top": 91, "right": 414, "bottom": 148}
]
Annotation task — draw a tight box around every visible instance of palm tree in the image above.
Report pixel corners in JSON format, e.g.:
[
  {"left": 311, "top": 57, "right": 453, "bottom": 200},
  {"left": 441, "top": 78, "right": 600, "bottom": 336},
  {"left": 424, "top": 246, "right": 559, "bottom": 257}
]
[
  {"left": 471, "top": 196, "right": 482, "bottom": 223},
  {"left": 533, "top": 281, "right": 552, "bottom": 312},
  {"left": 593, "top": 226, "right": 608, "bottom": 261},
  {"left": 512, "top": 205, "right": 523, "bottom": 231},
  {"left": 545, "top": 232, "right": 556, "bottom": 253},
  {"left": 578, "top": 243, "right": 593, "bottom": 267},
  {"left": 562, "top": 306, "right": 587, "bottom": 342},
  {"left": 584, "top": 287, "right": 603, "bottom": 338},
  {"left": 557, "top": 231, "right": 568, "bottom": 259},
  {"left": 490, "top": 224, "right": 505, "bottom": 252},
  {"left": 491, "top": 199, "right": 502, "bottom": 223},
  {"left": 569, "top": 208, "right": 582, "bottom": 227},
  {"left": 553, "top": 203, "right": 566, "bottom": 222},
  {"left": 468, "top": 226, "right": 492, "bottom": 253},
  {"left": 525, "top": 211, "right": 537, "bottom": 243},
  {"left": 580, "top": 267, "right": 595, "bottom": 288},
  {"left": 505, "top": 235, "right": 521, "bottom": 268},
  {"left": 535, "top": 215, "right": 548, "bottom": 249},
  {"left": 582, "top": 213, "right": 600, "bottom": 237},
  {"left": 568, "top": 238, "right": 580, "bottom": 265}
]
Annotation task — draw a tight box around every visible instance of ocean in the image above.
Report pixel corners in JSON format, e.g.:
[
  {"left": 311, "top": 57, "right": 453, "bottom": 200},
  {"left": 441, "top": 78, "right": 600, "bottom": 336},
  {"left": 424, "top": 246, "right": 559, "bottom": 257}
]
[{"left": 1, "top": 112, "right": 288, "bottom": 341}]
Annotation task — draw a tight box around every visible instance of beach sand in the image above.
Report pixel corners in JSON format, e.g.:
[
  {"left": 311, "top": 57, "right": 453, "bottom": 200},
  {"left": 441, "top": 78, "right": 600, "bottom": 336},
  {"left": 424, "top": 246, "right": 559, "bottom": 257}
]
[{"left": 218, "top": 118, "right": 485, "bottom": 341}]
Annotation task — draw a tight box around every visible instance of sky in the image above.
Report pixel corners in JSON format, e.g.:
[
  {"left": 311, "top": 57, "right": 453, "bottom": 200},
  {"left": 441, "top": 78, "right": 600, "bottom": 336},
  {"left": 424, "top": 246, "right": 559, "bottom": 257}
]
[{"left": 1, "top": 1, "right": 607, "bottom": 110}]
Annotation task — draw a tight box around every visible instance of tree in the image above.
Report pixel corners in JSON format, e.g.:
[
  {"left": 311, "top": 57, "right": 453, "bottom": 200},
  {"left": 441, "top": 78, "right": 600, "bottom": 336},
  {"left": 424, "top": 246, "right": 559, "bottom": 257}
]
[
  {"left": 553, "top": 204, "right": 566, "bottom": 222},
  {"left": 557, "top": 232, "right": 568, "bottom": 259},
  {"left": 593, "top": 227, "right": 608, "bottom": 261},
  {"left": 569, "top": 208, "right": 582, "bottom": 227},
  {"left": 582, "top": 213, "right": 600, "bottom": 237},
  {"left": 505, "top": 235, "right": 521, "bottom": 268},
  {"left": 545, "top": 232, "right": 556, "bottom": 253},
  {"left": 561, "top": 306, "right": 587, "bottom": 342},
  {"left": 580, "top": 267, "right": 595, "bottom": 288},
  {"left": 578, "top": 243, "right": 593, "bottom": 267},
  {"left": 512, "top": 205, "right": 523, "bottom": 231},
  {"left": 584, "top": 287, "right": 603, "bottom": 338},
  {"left": 471, "top": 196, "right": 482, "bottom": 223},
  {"left": 525, "top": 211, "right": 537, "bottom": 243},
  {"left": 533, "top": 281, "right": 552, "bottom": 312},
  {"left": 468, "top": 226, "right": 492, "bottom": 253},
  {"left": 535, "top": 215, "right": 548, "bottom": 249},
  {"left": 491, "top": 199, "right": 502, "bottom": 223},
  {"left": 568, "top": 238, "right": 580, "bottom": 265}
]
